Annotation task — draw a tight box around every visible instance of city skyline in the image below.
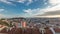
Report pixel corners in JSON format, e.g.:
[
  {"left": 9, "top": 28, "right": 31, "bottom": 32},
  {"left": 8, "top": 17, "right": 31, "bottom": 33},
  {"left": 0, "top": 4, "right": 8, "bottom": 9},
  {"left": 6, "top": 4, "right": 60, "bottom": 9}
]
[{"left": 0, "top": 0, "right": 60, "bottom": 18}]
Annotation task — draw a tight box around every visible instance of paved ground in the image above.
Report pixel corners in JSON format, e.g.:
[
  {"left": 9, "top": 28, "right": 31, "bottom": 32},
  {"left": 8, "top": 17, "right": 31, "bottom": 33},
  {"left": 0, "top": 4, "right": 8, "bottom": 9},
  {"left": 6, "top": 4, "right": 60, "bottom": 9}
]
[
  {"left": 0, "top": 33, "right": 7, "bottom": 34},
  {"left": 56, "top": 33, "right": 60, "bottom": 34},
  {"left": 0, "top": 32, "right": 60, "bottom": 34}
]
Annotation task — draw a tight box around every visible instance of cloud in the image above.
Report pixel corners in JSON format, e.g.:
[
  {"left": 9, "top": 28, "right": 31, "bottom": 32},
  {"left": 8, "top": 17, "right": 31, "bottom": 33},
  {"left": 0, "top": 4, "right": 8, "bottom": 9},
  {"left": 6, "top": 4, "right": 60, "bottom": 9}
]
[
  {"left": 24, "top": 6, "right": 60, "bottom": 17},
  {"left": 17, "top": 0, "right": 26, "bottom": 3},
  {"left": 37, "top": 10, "right": 60, "bottom": 16},
  {"left": 0, "top": 9, "right": 4, "bottom": 12},
  {"left": 44, "top": 0, "right": 60, "bottom": 11},
  {"left": 0, "top": 9, "right": 8, "bottom": 13},
  {"left": 39, "top": 0, "right": 60, "bottom": 12},
  {"left": 0, "top": 0, "right": 34, "bottom": 5},
  {"left": 0, "top": 14, "right": 6, "bottom": 18},
  {"left": 0, "top": 14, "right": 16, "bottom": 18},
  {"left": 0, "top": 9, "right": 9, "bottom": 18},
  {"left": 24, "top": 9, "right": 32, "bottom": 13},
  {"left": 49, "top": 0, "right": 60, "bottom": 5},
  {"left": 17, "top": 0, "right": 33, "bottom": 5},
  {"left": 23, "top": 8, "right": 45, "bottom": 17},
  {"left": 26, "top": 0, "right": 33, "bottom": 5},
  {"left": 42, "top": 0, "right": 60, "bottom": 11},
  {"left": 0, "top": 0, "right": 60, "bottom": 18},
  {"left": 23, "top": 9, "right": 33, "bottom": 17},
  {"left": 38, "top": 4, "right": 60, "bottom": 12},
  {"left": 44, "top": 2, "right": 48, "bottom": 5},
  {"left": 35, "top": 0, "right": 60, "bottom": 16},
  {"left": 0, "top": 0, "right": 12, "bottom": 4},
  {"left": 35, "top": 15, "right": 60, "bottom": 18},
  {"left": 23, "top": 0, "right": 60, "bottom": 17}
]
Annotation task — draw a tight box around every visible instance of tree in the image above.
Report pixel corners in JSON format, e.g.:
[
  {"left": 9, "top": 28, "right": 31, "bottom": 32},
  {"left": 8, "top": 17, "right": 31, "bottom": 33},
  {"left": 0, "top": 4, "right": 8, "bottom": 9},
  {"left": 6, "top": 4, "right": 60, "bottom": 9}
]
[{"left": 0, "top": 20, "right": 9, "bottom": 26}]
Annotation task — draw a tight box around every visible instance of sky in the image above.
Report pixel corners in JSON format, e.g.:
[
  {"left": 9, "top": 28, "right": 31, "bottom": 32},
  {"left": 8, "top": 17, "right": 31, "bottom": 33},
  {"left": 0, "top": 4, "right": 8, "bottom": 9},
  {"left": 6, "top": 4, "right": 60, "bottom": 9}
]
[{"left": 0, "top": 0, "right": 60, "bottom": 18}]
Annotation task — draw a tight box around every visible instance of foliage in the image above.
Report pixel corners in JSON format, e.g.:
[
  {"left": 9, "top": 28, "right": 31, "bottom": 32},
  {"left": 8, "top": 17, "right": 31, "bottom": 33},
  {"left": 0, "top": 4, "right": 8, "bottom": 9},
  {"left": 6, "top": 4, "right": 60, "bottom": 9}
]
[{"left": 0, "top": 20, "right": 9, "bottom": 26}]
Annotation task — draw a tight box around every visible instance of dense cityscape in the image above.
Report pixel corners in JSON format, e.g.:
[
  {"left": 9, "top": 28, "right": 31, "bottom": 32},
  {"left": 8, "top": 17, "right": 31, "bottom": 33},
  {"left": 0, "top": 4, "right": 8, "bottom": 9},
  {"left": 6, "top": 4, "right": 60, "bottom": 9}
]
[
  {"left": 0, "top": 17, "right": 60, "bottom": 34},
  {"left": 0, "top": 0, "right": 60, "bottom": 34}
]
